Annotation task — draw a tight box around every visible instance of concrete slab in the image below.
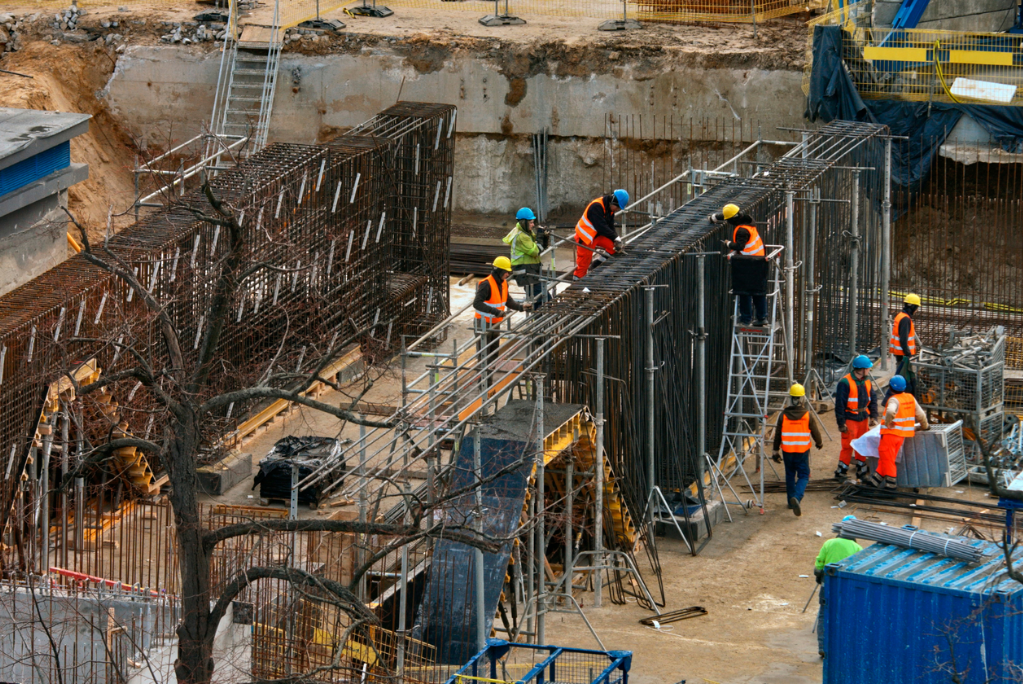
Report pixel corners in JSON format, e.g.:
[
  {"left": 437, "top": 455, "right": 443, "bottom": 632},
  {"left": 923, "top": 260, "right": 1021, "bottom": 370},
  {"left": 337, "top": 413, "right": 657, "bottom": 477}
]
[{"left": 0, "top": 107, "right": 90, "bottom": 170}]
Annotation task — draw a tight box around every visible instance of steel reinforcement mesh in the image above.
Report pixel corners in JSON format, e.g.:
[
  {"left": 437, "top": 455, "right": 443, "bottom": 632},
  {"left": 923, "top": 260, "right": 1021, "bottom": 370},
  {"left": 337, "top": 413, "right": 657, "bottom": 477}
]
[{"left": 0, "top": 102, "right": 456, "bottom": 516}]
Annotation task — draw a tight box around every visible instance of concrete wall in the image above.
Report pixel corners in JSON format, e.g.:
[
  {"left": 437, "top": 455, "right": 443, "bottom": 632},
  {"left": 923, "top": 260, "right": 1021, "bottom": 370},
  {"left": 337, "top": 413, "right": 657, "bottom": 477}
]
[
  {"left": 0, "top": 192, "right": 70, "bottom": 297},
  {"left": 873, "top": 0, "right": 1017, "bottom": 32},
  {"left": 103, "top": 45, "right": 806, "bottom": 215}
]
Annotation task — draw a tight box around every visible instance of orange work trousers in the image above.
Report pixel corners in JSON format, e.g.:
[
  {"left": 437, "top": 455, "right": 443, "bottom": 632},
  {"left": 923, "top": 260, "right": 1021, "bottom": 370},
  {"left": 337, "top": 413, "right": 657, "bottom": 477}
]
[
  {"left": 839, "top": 418, "right": 870, "bottom": 465},
  {"left": 876, "top": 433, "right": 905, "bottom": 478},
  {"left": 574, "top": 235, "right": 616, "bottom": 279}
]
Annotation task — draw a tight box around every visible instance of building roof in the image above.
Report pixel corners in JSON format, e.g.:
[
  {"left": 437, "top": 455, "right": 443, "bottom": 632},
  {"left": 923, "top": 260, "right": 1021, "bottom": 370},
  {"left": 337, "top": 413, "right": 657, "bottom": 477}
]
[
  {"left": 0, "top": 108, "right": 91, "bottom": 172},
  {"left": 834, "top": 537, "right": 1023, "bottom": 597}
]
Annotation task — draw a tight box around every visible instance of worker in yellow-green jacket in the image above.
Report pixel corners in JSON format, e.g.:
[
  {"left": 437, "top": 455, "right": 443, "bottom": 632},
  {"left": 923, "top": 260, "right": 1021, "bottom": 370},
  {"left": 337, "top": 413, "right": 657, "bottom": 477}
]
[
  {"left": 815, "top": 518, "right": 863, "bottom": 658},
  {"left": 503, "top": 207, "right": 549, "bottom": 306}
]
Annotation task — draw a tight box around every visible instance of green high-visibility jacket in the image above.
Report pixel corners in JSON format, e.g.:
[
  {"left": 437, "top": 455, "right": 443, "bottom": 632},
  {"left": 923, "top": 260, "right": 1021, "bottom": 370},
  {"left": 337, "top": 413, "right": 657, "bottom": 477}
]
[
  {"left": 815, "top": 537, "right": 862, "bottom": 571},
  {"left": 503, "top": 222, "right": 541, "bottom": 266}
]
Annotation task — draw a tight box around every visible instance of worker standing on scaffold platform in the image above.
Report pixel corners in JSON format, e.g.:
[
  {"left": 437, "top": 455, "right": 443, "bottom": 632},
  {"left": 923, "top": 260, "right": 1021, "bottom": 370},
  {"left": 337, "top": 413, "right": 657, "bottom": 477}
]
[
  {"left": 834, "top": 354, "right": 879, "bottom": 483},
  {"left": 889, "top": 293, "right": 921, "bottom": 397},
  {"left": 503, "top": 207, "right": 549, "bottom": 306},
  {"left": 772, "top": 383, "right": 824, "bottom": 517},
  {"left": 711, "top": 203, "right": 768, "bottom": 326},
  {"left": 573, "top": 189, "right": 628, "bottom": 280},
  {"left": 865, "top": 374, "right": 928, "bottom": 490},
  {"left": 473, "top": 257, "right": 532, "bottom": 388}
]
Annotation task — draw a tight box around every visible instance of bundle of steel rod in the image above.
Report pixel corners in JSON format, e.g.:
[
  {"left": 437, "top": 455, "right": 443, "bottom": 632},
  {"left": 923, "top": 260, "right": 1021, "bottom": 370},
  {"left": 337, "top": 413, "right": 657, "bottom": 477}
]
[
  {"left": 836, "top": 484, "right": 1009, "bottom": 526},
  {"left": 831, "top": 518, "right": 985, "bottom": 563},
  {"left": 449, "top": 241, "right": 508, "bottom": 276}
]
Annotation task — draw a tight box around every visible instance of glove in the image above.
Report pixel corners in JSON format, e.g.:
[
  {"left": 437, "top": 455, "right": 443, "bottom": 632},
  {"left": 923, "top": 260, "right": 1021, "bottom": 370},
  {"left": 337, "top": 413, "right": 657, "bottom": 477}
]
[
  {"left": 709, "top": 212, "right": 722, "bottom": 224},
  {"left": 918, "top": 422, "right": 929, "bottom": 431},
  {"left": 523, "top": 302, "right": 534, "bottom": 312},
  {"left": 839, "top": 424, "right": 848, "bottom": 434},
  {"left": 814, "top": 568, "right": 824, "bottom": 584},
  {"left": 539, "top": 230, "right": 551, "bottom": 249},
  {"left": 771, "top": 451, "right": 782, "bottom": 464},
  {"left": 868, "top": 418, "right": 878, "bottom": 427},
  {"left": 614, "top": 237, "right": 623, "bottom": 251}
]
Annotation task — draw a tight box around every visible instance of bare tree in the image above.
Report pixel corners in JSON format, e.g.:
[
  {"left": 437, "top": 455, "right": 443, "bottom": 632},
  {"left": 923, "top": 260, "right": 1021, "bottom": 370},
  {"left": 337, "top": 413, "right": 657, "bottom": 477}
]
[{"left": 55, "top": 178, "right": 500, "bottom": 684}]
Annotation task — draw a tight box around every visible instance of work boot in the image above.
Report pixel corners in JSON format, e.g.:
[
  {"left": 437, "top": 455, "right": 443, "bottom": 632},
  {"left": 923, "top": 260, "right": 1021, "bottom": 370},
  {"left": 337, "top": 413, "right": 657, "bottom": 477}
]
[
  {"left": 855, "top": 460, "right": 871, "bottom": 482},
  {"left": 789, "top": 497, "right": 801, "bottom": 517},
  {"left": 864, "top": 471, "right": 884, "bottom": 489},
  {"left": 834, "top": 462, "right": 849, "bottom": 482},
  {"left": 753, "top": 318, "right": 769, "bottom": 327},
  {"left": 883, "top": 475, "right": 898, "bottom": 490}
]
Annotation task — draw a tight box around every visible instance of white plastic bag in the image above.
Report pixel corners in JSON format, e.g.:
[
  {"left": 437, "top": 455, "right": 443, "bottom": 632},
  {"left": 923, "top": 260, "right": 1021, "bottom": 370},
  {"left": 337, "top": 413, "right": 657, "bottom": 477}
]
[{"left": 851, "top": 424, "right": 903, "bottom": 463}]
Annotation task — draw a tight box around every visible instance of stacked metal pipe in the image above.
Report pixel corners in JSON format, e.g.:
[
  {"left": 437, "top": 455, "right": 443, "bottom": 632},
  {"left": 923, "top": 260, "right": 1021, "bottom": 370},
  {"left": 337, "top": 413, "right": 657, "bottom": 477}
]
[{"left": 832, "top": 518, "right": 984, "bottom": 563}]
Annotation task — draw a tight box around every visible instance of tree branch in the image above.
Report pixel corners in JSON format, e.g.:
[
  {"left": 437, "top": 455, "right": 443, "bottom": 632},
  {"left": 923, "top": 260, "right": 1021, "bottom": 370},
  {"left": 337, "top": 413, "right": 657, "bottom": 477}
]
[{"left": 198, "top": 387, "right": 393, "bottom": 428}]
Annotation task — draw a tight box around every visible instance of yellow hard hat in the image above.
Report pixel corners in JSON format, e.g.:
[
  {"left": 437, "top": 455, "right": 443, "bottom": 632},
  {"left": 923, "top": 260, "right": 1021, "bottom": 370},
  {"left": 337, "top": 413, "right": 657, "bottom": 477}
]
[
  {"left": 904, "top": 293, "right": 921, "bottom": 306},
  {"left": 493, "top": 256, "right": 512, "bottom": 272},
  {"left": 789, "top": 383, "right": 806, "bottom": 397},
  {"left": 722, "top": 203, "right": 740, "bottom": 220}
]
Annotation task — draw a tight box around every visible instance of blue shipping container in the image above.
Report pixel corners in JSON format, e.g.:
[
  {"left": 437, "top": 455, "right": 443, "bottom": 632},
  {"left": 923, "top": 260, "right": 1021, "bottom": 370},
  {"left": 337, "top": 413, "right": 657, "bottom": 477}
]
[{"left": 822, "top": 537, "right": 1023, "bottom": 684}]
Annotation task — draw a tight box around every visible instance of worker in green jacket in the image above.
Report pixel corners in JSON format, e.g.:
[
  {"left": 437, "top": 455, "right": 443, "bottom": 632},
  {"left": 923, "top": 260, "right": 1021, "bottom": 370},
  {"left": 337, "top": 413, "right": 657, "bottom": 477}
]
[
  {"left": 503, "top": 207, "right": 549, "bottom": 305},
  {"left": 814, "top": 517, "right": 863, "bottom": 658}
]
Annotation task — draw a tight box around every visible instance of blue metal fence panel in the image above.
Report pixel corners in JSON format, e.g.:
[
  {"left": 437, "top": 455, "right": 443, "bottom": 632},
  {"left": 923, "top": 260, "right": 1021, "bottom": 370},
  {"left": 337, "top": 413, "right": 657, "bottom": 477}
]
[
  {"left": 0, "top": 141, "right": 71, "bottom": 198},
  {"left": 822, "top": 540, "right": 1023, "bottom": 684}
]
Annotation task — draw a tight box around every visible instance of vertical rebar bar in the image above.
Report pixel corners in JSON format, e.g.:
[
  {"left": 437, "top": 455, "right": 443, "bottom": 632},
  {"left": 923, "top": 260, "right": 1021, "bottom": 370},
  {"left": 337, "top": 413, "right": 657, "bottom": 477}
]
[
  {"left": 881, "top": 138, "right": 892, "bottom": 371},
  {"left": 535, "top": 375, "right": 545, "bottom": 645},
  {"left": 805, "top": 188, "right": 818, "bottom": 372},
  {"left": 593, "top": 338, "right": 604, "bottom": 609},
  {"left": 473, "top": 425, "right": 485, "bottom": 651},
  {"left": 564, "top": 458, "right": 573, "bottom": 596},
  {"left": 645, "top": 287, "right": 655, "bottom": 512},
  {"left": 696, "top": 256, "right": 707, "bottom": 477},
  {"left": 358, "top": 423, "right": 367, "bottom": 603},
  {"left": 849, "top": 170, "right": 861, "bottom": 359},
  {"left": 785, "top": 190, "right": 795, "bottom": 385}
]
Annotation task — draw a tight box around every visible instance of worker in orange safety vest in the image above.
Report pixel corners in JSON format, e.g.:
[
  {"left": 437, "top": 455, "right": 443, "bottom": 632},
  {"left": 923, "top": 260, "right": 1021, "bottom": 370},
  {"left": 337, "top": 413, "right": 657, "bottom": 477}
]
[
  {"left": 771, "top": 383, "right": 824, "bottom": 517},
  {"left": 474, "top": 256, "right": 532, "bottom": 388},
  {"left": 834, "top": 354, "right": 879, "bottom": 483},
  {"left": 864, "top": 374, "right": 929, "bottom": 490},
  {"left": 573, "top": 189, "right": 628, "bottom": 280},
  {"left": 712, "top": 203, "right": 768, "bottom": 325},
  {"left": 889, "top": 293, "right": 920, "bottom": 396}
]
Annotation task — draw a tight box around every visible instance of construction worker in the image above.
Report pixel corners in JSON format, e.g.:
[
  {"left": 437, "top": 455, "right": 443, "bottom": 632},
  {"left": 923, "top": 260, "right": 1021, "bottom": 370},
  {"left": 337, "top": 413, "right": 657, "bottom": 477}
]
[
  {"left": 889, "top": 293, "right": 920, "bottom": 396},
  {"left": 771, "top": 383, "right": 824, "bottom": 517},
  {"left": 474, "top": 257, "right": 532, "bottom": 386},
  {"left": 834, "top": 354, "right": 879, "bottom": 482},
  {"left": 503, "top": 207, "right": 549, "bottom": 305},
  {"left": 865, "top": 374, "right": 928, "bottom": 490},
  {"left": 573, "top": 189, "right": 628, "bottom": 280},
  {"left": 814, "top": 518, "right": 863, "bottom": 658},
  {"left": 712, "top": 204, "right": 767, "bottom": 326}
]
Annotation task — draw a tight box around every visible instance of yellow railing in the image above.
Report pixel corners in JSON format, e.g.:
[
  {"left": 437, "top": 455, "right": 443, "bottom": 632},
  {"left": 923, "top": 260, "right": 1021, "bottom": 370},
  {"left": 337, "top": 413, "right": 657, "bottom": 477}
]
[{"left": 804, "top": 1, "right": 1023, "bottom": 106}]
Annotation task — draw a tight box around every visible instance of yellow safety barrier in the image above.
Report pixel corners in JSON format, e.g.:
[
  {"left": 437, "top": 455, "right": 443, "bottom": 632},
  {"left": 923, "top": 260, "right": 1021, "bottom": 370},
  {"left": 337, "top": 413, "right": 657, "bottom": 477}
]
[
  {"left": 454, "top": 675, "right": 514, "bottom": 684},
  {"left": 803, "top": 1, "right": 1023, "bottom": 106}
]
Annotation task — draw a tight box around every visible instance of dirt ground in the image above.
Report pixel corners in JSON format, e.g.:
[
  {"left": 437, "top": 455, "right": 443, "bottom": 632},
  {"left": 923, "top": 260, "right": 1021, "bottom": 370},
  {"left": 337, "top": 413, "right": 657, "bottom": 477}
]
[{"left": 197, "top": 276, "right": 998, "bottom": 684}]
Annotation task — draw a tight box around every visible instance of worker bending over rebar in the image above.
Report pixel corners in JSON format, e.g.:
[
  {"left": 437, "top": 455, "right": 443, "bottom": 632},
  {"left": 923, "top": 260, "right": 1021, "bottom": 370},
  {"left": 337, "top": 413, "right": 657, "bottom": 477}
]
[{"left": 573, "top": 189, "right": 628, "bottom": 279}]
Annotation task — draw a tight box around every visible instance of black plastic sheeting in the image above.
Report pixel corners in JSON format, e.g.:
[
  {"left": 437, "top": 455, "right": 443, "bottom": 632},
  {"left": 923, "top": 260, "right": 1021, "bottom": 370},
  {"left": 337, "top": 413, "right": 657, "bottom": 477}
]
[
  {"left": 805, "top": 25, "right": 1023, "bottom": 206},
  {"left": 252, "top": 436, "right": 345, "bottom": 504}
]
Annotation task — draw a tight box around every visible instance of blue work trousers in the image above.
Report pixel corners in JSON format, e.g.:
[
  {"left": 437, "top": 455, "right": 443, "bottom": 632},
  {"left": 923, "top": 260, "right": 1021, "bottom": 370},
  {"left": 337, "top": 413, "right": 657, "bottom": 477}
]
[
  {"left": 738, "top": 294, "right": 767, "bottom": 324},
  {"left": 783, "top": 451, "right": 811, "bottom": 502}
]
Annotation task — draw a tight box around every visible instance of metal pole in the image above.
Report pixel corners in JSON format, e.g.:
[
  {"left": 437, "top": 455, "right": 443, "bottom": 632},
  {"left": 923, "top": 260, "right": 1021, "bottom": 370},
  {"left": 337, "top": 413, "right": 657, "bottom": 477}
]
[
  {"left": 784, "top": 190, "right": 795, "bottom": 385},
  {"left": 644, "top": 287, "right": 655, "bottom": 514},
  {"left": 397, "top": 480, "right": 410, "bottom": 674},
  {"left": 473, "top": 426, "right": 486, "bottom": 651},
  {"left": 564, "top": 459, "right": 574, "bottom": 596},
  {"left": 526, "top": 494, "right": 535, "bottom": 638},
  {"left": 60, "top": 410, "right": 69, "bottom": 568},
  {"left": 535, "top": 375, "right": 546, "bottom": 645},
  {"left": 696, "top": 256, "right": 707, "bottom": 479},
  {"left": 881, "top": 138, "right": 892, "bottom": 372},
  {"left": 849, "top": 170, "right": 861, "bottom": 360},
  {"left": 750, "top": 0, "right": 757, "bottom": 38},
  {"left": 358, "top": 424, "right": 367, "bottom": 603},
  {"left": 805, "top": 188, "right": 818, "bottom": 374},
  {"left": 39, "top": 421, "right": 53, "bottom": 575},
  {"left": 593, "top": 338, "right": 605, "bottom": 609}
]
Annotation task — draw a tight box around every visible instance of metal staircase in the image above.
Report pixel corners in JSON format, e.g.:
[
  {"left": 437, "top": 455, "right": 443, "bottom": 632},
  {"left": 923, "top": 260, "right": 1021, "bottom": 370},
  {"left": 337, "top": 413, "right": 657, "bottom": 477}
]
[
  {"left": 707, "top": 246, "right": 790, "bottom": 520},
  {"left": 207, "top": 0, "right": 283, "bottom": 163}
]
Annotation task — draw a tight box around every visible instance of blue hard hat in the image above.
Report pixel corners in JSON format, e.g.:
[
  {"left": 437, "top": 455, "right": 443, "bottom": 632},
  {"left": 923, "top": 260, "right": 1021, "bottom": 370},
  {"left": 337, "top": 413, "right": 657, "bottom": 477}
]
[
  {"left": 890, "top": 374, "right": 907, "bottom": 392},
  {"left": 852, "top": 355, "right": 872, "bottom": 370},
  {"left": 516, "top": 207, "right": 536, "bottom": 221},
  {"left": 613, "top": 189, "right": 629, "bottom": 209}
]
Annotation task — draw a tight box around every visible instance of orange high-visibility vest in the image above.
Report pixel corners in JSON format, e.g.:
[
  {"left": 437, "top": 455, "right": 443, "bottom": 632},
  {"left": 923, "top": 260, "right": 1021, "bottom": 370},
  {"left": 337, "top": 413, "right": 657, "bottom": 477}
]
[
  {"left": 781, "top": 413, "right": 813, "bottom": 453},
  {"left": 888, "top": 312, "right": 917, "bottom": 356},
  {"left": 474, "top": 275, "right": 508, "bottom": 325},
  {"left": 881, "top": 392, "right": 917, "bottom": 438},
  {"left": 575, "top": 197, "right": 608, "bottom": 246},
  {"left": 842, "top": 374, "right": 872, "bottom": 416},
  {"left": 734, "top": 225, "right": 765, "bottom": 257}
]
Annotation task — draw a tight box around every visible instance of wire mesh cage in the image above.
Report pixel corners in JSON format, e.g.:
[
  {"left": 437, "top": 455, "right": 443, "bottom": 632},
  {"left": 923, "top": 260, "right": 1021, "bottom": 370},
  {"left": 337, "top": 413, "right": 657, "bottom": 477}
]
[{"left": 916, "top": 334, "right": 1005, "bottom": 413}]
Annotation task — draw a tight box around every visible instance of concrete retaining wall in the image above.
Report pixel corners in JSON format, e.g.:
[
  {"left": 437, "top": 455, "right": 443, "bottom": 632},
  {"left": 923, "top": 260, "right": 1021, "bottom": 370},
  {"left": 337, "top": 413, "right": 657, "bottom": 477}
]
[
  {"left": 873, "top": 0, "right": 1016, "bottom": 32},
  {"left": 103, "top": 45, "right": 805, "bottom": 215}
]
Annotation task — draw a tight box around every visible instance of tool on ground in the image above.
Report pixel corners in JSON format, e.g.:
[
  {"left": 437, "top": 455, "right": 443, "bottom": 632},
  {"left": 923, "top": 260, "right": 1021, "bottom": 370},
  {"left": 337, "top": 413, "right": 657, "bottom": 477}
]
[{"left": 639, "top": 606, "right": 707, "bottom": 626}]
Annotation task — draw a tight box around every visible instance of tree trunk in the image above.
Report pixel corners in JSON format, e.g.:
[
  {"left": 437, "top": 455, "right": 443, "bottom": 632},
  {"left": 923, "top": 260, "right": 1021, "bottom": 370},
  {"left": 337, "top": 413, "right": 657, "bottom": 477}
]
[{"left": 167, "top": 421, "right": 216, "bottom": 684}]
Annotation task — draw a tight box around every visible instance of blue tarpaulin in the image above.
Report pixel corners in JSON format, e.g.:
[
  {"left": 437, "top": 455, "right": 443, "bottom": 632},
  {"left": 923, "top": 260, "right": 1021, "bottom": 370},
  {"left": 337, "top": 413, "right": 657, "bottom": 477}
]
[{"left": 805, "top": 25, "right": 1023, "bottom": 203}]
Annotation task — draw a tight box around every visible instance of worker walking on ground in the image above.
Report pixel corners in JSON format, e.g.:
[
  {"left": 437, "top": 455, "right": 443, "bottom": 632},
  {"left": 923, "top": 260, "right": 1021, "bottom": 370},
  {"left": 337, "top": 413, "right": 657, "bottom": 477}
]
[
  {"left": 573, "top": 189, "right": 628, "bottom": 280},
  {"left": 865, "top": 374, "right": 928, "bottom": 490},
  {"left": 889, "top": 293, "right": 921, "bottom": 396},
  {"left": 474, "top": 257, "right": 532, "bottom": 388},
  {"left": 814, "top": 519, "right": 863, "bottom": 658},
  {"left": 712, "top": 204, "right": 768, "bottom": 326},
  {"left": 771, "top": 383, "right": 824, "bottom": 517},
  {"left": 503, "top": 207, "right": 549, "bottom": 305},
  {"left": 834, "top": 354, "right": 879, "bottom": 482}
]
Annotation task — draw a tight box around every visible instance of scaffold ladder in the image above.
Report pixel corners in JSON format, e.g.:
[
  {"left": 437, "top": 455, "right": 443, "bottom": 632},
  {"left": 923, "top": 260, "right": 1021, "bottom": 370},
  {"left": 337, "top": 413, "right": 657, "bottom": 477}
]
[{"left": 708, "top": 246, "right": 789, "bottom": 521}]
